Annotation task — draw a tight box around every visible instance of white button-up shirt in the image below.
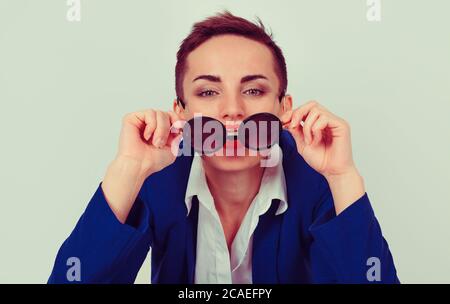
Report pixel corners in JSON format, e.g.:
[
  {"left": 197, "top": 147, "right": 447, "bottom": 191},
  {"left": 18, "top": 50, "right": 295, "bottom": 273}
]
[{"left": 184, "top": 144, "right": 288, "bottom": 284}]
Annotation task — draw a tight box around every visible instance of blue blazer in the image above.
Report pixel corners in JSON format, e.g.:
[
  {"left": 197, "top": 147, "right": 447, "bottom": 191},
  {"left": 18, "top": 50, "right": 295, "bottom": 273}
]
[{"left": 48, "top": 130, "right": 399, "bottom": 284}]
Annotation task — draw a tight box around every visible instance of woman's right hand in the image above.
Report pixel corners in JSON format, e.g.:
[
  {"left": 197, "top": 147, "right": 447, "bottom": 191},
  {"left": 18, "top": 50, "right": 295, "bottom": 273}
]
[
  {"left": 117, "top": 109, "right": 186, "bottom": 178},
  {"left": 101, "top": 109, "right": 186, "bottom": 224}
]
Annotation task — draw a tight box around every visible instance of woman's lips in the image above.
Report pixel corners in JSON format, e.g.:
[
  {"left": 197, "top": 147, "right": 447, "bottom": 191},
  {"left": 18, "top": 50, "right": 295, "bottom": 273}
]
[
  {"left": 223, "top": 127, "right": 240, "bottom": 149},
  {"left": 222, "top": 122, "right": 244, "bottom": 153}
]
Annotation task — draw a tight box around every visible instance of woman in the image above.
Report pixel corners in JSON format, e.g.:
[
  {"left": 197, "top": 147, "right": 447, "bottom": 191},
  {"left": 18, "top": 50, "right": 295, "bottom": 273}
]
[{"left": 48, "top": 11, "right": 399, "bottom": 284}]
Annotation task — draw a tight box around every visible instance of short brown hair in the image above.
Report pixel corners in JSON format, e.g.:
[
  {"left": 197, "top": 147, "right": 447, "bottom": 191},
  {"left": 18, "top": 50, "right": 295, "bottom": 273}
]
[{"left": 175, "top": 10, "right": 288, "bottom": 108}]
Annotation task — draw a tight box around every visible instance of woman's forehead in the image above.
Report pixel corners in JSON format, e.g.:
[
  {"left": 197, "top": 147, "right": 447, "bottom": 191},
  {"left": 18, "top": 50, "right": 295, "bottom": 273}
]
[{"left": 184, "top": 35, "right": 278, "bottom": 83}]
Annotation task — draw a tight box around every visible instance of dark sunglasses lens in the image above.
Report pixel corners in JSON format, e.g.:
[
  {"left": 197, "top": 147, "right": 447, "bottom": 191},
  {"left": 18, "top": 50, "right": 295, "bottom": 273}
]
[
  {"left": 237, "top": 112, "right": 281, "bottom": 151},
  {"left": 183, "top": 116, "right": 225, "bottom": 154}
]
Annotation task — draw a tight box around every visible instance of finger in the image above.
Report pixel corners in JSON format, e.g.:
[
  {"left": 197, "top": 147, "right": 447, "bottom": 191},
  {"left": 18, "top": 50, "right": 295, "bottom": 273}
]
[
  {"left": 311, "top": 115, "right": 328, "bottom": 146},
  {"left": 166, "top": 111, "right": 186, "bottom": 151},
  {"left": 289, "top": 101, "right": 319, "bottom": 129},
  {"left": 280, "top": 110, "right": 293, "bottom": 126},
  {"left": 286, "top": 120, "right": 307, "bottom": 154},
  {"left": 303, "top": 108, "right": 320, "bottom": 145},
  {"left": 328, "top": 113, "right": 346, "bottom": 129},
  {"left": 167, "top": 111, "right": 187, "bottom": 133},
  {"left": 152, "top": 111, "right": 170, "bottom": 148},
  {"left": 168, "top": 133, "right": 183, "bottom": 155},
  {"left": 136, "top": 110, "right": 156, "bottom": 141}
]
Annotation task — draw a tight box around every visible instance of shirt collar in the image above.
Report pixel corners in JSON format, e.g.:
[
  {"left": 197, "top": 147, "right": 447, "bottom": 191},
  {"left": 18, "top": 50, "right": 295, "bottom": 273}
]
[{"left": 184, "top": 144, "right": 288, "bottom": 216}]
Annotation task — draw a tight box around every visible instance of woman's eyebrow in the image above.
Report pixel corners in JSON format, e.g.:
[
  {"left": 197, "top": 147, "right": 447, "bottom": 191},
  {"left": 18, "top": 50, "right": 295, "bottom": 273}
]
[
  {"left": 192, "top": 75, "right": 221, "bottom": 82},
  {"left": 240, "top": 74, "right": 268, "bottom": 83},
  {"left": 192, "top": 74, "right": 269, "bottom": 83}
]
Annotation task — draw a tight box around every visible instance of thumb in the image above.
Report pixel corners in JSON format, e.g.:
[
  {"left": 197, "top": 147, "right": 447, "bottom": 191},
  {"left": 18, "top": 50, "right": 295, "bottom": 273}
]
[
  {"left": 285, "top": 123, "right": 307, "bottom": 154},
  {"left": 168, "top": 132, "right": 183, "bottom": 156}
]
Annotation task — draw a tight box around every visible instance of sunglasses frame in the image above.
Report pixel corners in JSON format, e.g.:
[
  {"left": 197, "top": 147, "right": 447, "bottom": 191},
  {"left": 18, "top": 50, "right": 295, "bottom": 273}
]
[{"left": 182, "top": 112, "right": 283, "bottom": 154}]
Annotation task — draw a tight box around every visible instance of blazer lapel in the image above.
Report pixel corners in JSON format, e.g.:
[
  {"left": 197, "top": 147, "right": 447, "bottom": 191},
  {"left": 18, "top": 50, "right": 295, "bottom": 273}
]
[
  {"left": 185, "top": 195, "right": 199, "bottom": 284},
  {"left": 252, "top": 199, "right": 282, "bottom": 283},
  {"left": 252, "top": 130, "right": 297, "bottom": 283}
]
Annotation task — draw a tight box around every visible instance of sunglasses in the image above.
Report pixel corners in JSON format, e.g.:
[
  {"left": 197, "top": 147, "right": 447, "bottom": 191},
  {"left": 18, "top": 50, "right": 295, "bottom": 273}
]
[{"left": 181, "top": 112, "right": 283, "bottom": 154}]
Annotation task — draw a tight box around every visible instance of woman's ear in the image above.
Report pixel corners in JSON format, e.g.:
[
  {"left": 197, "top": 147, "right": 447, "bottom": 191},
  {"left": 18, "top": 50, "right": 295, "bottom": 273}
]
[
  {"left": 173, "top": 98, "right": 185, "bottom": 118},
  {"left": 281, "top": 94, "right": 293, "bottom": 113}
]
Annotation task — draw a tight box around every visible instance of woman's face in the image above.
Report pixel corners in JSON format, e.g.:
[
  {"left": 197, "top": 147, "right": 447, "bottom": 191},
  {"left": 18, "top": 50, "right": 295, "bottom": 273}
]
[{"left": 175, "top": 34, "right": 292, "bottom": 172}]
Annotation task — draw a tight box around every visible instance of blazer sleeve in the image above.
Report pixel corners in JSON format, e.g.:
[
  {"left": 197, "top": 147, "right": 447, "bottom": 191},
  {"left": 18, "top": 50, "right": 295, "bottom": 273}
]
[
  {"left": 308, "top": 178, "right": 400, "bottom": 284},
  {"left": 48, "top": 181, "right": 153, "bottom": 284}
]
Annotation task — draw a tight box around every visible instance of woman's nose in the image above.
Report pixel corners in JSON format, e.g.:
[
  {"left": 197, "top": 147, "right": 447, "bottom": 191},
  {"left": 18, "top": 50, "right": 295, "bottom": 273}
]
[{"left": 220, "top": 97, "right": 245, "bottom": 122}]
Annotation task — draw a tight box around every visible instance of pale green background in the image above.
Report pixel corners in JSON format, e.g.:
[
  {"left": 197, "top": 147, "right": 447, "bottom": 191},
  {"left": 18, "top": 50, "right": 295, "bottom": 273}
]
[{"left": 0, "top": 0, "right": 449, "bottom": 283}]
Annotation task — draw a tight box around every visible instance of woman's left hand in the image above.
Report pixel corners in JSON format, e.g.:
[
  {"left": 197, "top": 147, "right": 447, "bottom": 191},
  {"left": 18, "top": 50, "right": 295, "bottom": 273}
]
[
  {"left": 281, "top": 100, "right": 355, "bottom": 178},
  {"left": 281, "top": 100, "right": 365, "bottom": 215}
]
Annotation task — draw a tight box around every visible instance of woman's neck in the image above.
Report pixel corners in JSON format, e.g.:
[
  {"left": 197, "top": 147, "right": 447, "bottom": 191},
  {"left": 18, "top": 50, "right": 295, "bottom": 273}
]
[{"left": 201, "top": 160, "right": 265, "bottom": 250}]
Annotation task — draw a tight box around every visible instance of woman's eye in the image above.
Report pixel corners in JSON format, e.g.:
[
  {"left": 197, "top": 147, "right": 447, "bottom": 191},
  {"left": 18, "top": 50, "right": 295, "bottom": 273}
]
[
  {"left": 244, "top": 88, "right": 264, "bottom": 96},
  {"left": 197, "top": 88, "right": 264, "bottom": 98},
  {"left": 198, "top": 90, "right": 218, "bottom": 97}
]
